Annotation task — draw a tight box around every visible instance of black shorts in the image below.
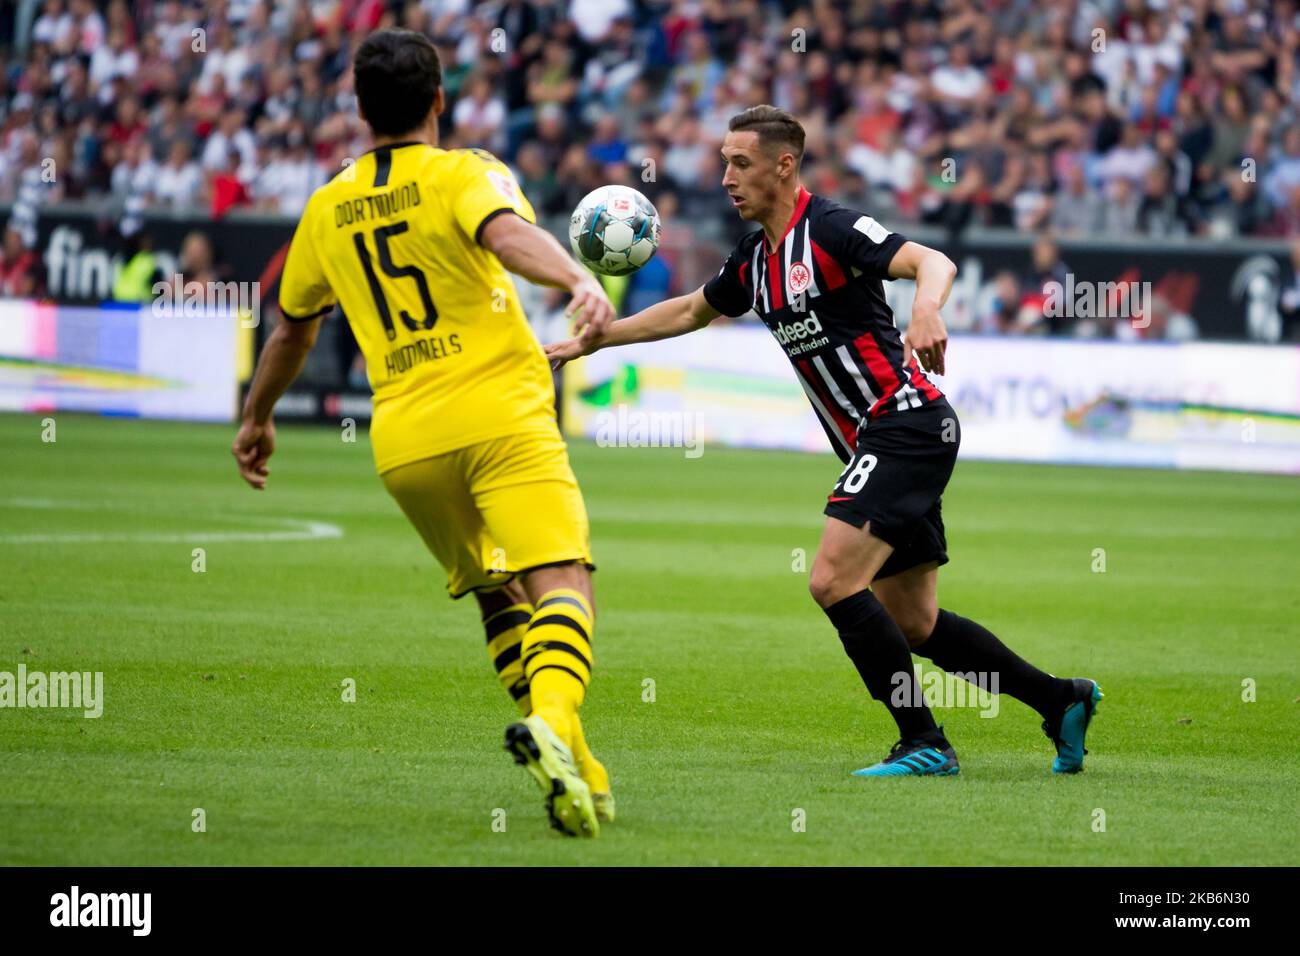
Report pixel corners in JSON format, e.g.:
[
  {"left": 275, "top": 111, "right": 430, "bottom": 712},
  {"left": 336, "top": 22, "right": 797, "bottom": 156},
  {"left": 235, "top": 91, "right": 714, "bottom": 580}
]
[{"left": 823, "top": 399, "right": 960, "bottom": 581}]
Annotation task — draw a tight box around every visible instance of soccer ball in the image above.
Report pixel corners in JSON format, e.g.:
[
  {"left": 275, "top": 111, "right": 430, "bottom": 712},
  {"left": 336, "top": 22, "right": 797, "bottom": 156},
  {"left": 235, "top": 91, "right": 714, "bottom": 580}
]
[{"left": 569, "top": 185, "right": 661, "bottom": 277}]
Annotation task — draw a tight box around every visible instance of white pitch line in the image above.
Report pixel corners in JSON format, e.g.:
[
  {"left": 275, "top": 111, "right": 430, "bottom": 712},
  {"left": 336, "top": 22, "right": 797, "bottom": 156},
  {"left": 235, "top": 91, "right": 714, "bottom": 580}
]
[
  {"left": 0, "top": 519, "right": 343, "bottom": 544},
  {"left": 583, "top": 505, "right": 1297, "bottom": 540}
]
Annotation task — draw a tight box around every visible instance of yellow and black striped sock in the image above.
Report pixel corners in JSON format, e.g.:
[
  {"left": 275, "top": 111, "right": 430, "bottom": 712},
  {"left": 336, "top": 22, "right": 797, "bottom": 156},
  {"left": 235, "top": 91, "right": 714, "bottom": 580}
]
[
  {"left": 569, "top": 709, "right": 609, "bottom": 794},
  {"left": 522, "top": 588, "right": 594, "bottom": 747},
  {"left": 483, "top": 602, "right": 534, "bottom": 716}
]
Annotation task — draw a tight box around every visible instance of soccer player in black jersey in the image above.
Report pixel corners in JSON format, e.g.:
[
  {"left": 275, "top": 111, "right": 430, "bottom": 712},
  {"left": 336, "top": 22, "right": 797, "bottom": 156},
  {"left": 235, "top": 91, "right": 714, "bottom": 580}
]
[{"left": 548, "top": 106, "right": 1101, "bottom": 777}]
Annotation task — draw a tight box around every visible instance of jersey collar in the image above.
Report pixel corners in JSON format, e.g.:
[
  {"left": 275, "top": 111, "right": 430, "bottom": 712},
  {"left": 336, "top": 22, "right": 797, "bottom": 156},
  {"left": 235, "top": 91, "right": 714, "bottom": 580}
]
[
  {"left": 362, "top": 140, "right": 429, "bottom": 156},
  {"left": 764, "top": 185, "right": 812, "bottom": 255}
]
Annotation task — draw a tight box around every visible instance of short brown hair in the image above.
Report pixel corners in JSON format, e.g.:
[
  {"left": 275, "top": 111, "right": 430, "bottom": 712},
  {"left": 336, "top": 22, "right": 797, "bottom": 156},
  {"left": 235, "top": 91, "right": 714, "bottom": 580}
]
[
  {"left": 728, "top": 105, "right": 806, "bottom": 163},
  {"left": 354, "top": 30, "right": 442, "bottom": 137}
]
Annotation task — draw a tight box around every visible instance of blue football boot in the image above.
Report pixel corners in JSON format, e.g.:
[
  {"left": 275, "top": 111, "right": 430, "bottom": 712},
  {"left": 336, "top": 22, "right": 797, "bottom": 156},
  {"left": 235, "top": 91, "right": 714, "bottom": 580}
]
[
  {"left": 1043, "top": 678, "right": 1103, "bottom": 774},
  {"left": 852, "top": 726, "right": 960, "bottom": 777}
]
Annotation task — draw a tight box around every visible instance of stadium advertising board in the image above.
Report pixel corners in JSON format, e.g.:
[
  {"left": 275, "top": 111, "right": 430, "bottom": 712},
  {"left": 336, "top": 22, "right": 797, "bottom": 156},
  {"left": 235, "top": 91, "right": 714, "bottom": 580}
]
[
  {"left": 942, "top": 338, "right": 1300, "bottom": 473},
  {"left": 27, "top": 206, "right": 1296, "bottom": 343},
  {"left": 564, "top": 331, "right": 1300, "bottom": 475},
  {"left": 565, "top": 323, "right": 829, "bottom": 456},
  {"left": 0, "top": 299, "right": 238, "bottom": 421}
]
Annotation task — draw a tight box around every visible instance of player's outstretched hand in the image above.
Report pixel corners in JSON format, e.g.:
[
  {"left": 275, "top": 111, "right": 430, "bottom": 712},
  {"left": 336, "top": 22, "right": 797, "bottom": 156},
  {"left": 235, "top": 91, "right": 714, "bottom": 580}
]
[
  {"left": 904, "top": 300, "right": 948, "bottom": 375},
  {"left": 566, "top": 273, "right": 615, "bottom": 345},
  {"left": 232, "top": 418, "right": 276, "bottom": 490},
  {"left": 545, "top": 337, "right": 595, "bottom": 370}
]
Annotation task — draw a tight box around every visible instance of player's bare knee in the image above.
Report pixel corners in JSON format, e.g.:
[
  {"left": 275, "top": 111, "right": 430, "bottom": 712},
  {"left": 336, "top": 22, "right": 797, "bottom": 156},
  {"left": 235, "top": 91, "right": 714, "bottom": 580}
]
[
  {"left": 896, "top": 607, "right": 938, "bottom": 647},
  {"left": 495, "top": 577, "right": 529, "bottom": 607},
  {"left": 521, "top": 561, "right": 594, "bottom": 610},
  {"left": 809, "top": 560, "right": 858, "bottom": 608},
  {"left": 900, "top": 621, "right": 929, "bottom": 648},
  {"left": 474, "top": 587, "right": 515, "bottom": 620},
  {"left": 808, "top": 572, "right": 834, "bottom": 608}
]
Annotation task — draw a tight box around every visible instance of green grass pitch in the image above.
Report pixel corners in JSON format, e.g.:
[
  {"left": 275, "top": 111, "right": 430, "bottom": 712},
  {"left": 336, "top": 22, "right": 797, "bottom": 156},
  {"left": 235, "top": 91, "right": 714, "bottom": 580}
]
[{"left": 1, "top": 411, "right": 1296, "bottom": 866}]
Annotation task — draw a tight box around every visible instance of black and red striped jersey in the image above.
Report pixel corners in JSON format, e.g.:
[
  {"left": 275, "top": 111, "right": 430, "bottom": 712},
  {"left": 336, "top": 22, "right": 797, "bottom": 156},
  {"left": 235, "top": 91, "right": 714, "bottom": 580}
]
[{"left": 701, "top": 186, "right": 944, "bottom": 462}]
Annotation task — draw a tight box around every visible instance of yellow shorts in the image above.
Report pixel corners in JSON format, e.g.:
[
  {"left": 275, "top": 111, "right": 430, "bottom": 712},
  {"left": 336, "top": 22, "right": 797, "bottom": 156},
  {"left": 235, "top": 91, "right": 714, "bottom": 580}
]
[{"left": 380, "top": 427, "right": 594, "bottom": 599}]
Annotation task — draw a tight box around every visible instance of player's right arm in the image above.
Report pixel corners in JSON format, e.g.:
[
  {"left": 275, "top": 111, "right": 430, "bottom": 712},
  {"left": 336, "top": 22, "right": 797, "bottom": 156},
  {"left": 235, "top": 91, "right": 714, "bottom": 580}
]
[
  {"left": 544, "top": 287, "right": 720, "bottom": 368},
  {"left": 479, "top": 213, "right": 614, "bottom": 343},
  {"left": 448, "top": 149, "right": 614, "bottom": 342},
  {"left": 544, "top": 240, "right": 750, "bottom": 367}
]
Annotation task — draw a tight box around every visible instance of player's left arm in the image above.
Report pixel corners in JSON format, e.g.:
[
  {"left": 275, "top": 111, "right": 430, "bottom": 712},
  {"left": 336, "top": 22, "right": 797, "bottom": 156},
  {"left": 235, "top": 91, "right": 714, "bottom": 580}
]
[
  {"left": 886, "top": 241, "right": 958, "bottom": 375},
  {"left": 234, "top": 196, "right": 334, "bottom": 490},
  {"left": 816, "top": 210, "right": 957, "bottom": 374}
]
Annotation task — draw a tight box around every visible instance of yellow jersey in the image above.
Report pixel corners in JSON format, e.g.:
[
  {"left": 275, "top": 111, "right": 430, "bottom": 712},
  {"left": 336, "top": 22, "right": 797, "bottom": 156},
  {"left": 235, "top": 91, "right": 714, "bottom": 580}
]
[{"left": 278, "top": 142, "right": 558, "bottom": 474}]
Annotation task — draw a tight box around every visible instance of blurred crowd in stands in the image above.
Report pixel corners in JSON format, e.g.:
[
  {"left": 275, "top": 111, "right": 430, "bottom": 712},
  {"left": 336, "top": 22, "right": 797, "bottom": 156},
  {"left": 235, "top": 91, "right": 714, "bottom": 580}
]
[{"left": 2, "top": 0, "right": 1300, "bottom": 338}]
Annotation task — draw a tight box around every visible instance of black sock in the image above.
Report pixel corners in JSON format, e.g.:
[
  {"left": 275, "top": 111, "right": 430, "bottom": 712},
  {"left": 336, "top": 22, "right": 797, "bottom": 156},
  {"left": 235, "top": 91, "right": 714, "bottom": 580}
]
[
  {"left": 915, "top": 610, "right": 1074, "bottom": 721},
  {"left": 824, "top": 589, "right": 938, "bottom": 741}
]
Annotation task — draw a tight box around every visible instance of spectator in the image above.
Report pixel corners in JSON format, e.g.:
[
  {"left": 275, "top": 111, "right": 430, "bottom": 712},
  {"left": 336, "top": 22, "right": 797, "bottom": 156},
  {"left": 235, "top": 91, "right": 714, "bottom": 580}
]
[
  {"left": 3, "top": 130, "right": 61, "bottom": 249},
  {"left": 0, "top": 225, "right": 43, "bottom": 298},
  {"left": 110, "top": 135, "right": 157, "bottom": 205},
  {"left": 527, "top": 38, "right": 579, "bottom": 112},
  {"left": 31, "top": 0, "right": 75, "bottom": 50},
  {"left": 1204, "top": 88, "right": 1252, "bottom": 174},
  {"left": 88, "top": 26, "right": 138, "bottom": 90},
  {"left": 452, "top": 74, "right": 507, "bottom": 154},
  {"left": 663, "top": 114, "right": 708, "bottom": 193},
  {"left": 668, "top": 32, "right": 725, "bottom": 114},
  {"left": 1263, "top": 183, "right": 1300, "bottom": 238},
  {"left": 1051, "top": 164, "right": 1102, "bottom": 235},
  {"left": 3, "top": 0, "right": 1299, "bottom": 307},
  {"left": 167, "top": 230, "right": 224, "bottom": 292},
  {"left": 1278, "top": 238, "right": 1300, "bottom": 342},
  {"left": 515, "top": 140, "right": 562, "bottom": 215},
  {"left": 585, "top": 113, "right": 627, "bottom": 168},
  {"left": 583, "top": 15, "right": 642, "bottom": 112},
  {"left": 568, "top": 0, "right": 632, "bottom": 44},
  {"left": 199, "top": 22, "right": 252, "bottom": 96},
  {"left": 1219, "top": 172, "right": 1264, "bottom": 237},
  {"left": 201, "top": 108, "right": 257, "bottom": 181},
  {"left": 147, "top": 95, "right": 193, "bottom": 161},
  {"left": 1154, "top": 128, "right": 1194, "bottom": 198},
  {"left": 111, "top": 231, "right": 161, "bottom": 303},
  {"left": 1138, "top": 165, "right": 1195, "bottom": 237},
  {"left": 251, "top": 126, "right": 325, "bottom": 216},
  {"left": 1024, "top": 236, "right": 1072, "bottom": 336},
  {"left": 1013, "top": 150, "right": 1056, "bottom": 232},
  {"left": 206, "top": 149, "right": 252, "bottom": 219},
  {"left": 845, "top": 127, "right": 915, "bottom": 200},
  {"left": 106, "top": 95, "right": 147, "bottom": 148},
  {"left": 69, "top": 0, "right": 106, "bottom": 55},
  {"left": 153, "top": 0, "right": 196, "bottom": 61},
  {"left": 55, "top": 57, "right": 95, "bottom": 128},
  {"left": 1098, "top": 123, "right": 1158, "bottom": 191},
  {"left": 623, "top": 247, "right": 673, "bottom": 315},
  {"left": 1263, "top": 128, "right": 1300, "bottom": 214},
  {"left": 155, "top": 138, "right": 203, "bottom": 209},
  {"left": 977, "top": 270, "right": 1030, "bottom": 336},
  {"left": 1099, "top": 177, "right": 1141, "bottom": 235},
  {"left": 930, "top": 44, "right": 986, "bottom": 120}
]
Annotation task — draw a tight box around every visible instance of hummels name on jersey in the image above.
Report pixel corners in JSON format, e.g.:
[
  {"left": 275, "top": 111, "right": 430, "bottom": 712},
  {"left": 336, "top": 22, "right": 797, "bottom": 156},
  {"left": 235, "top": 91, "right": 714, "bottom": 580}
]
[{"left": 384, "top": 333, "right": 462, "bottom": 377}]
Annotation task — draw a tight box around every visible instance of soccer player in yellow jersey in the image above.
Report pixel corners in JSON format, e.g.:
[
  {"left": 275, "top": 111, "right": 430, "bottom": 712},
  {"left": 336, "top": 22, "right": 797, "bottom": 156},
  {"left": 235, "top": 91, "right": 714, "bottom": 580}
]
[{"left": 232, "top": 29, "right": 613, "bottom": 838}]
